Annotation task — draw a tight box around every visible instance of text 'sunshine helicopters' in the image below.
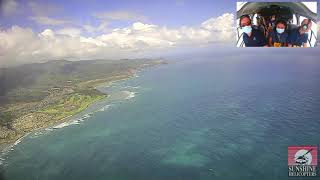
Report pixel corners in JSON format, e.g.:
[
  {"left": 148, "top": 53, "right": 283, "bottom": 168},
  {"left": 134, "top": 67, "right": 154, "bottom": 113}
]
[{"left": 236, "top": 2, "right": 318, "bottom": 47}]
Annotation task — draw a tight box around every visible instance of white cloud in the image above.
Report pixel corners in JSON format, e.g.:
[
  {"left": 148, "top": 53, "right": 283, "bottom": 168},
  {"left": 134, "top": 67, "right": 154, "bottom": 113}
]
[
  {"left": 0, "top": 13, "right": 235, "bottom": 67},
  {"left": 202, "top": 13, "right": 235, "bottom": 31},
  {"left": 94, "top": 11, "right": 148, "bottom": 22},
  {"left": 83, "top": 22, "right": 108, "bottom": 33},
  {"left": 40, "top": 29, "right": 55, "bottom": 38},
  {"left": 1, "top": 0, "right": 18, "bottom": 16},
  {"left": 132, "top": 22, "right": 157, "bottom": 31},
  {"left": 83, "top": 25, "right": 96, "bottom": 33},
  {"left": 56, "top": 27, "right": 82, "bottom": 37}
]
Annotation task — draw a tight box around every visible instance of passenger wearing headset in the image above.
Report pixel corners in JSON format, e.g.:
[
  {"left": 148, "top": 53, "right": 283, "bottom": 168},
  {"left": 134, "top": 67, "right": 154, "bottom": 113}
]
[
  {"left": 240, "top": 15, "right": 267, "bottom": 47},
  {"left": 288, "top": 19, "right": 312, "bottom": 47},
  {"left": 268, "top": 20, "right": 289, "bottom": 47}
]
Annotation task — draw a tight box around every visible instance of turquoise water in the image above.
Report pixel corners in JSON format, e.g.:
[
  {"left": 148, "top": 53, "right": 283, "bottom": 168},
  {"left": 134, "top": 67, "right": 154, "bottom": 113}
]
[{"left": 2, "top": 53, "right": 320, "bottom": 179}]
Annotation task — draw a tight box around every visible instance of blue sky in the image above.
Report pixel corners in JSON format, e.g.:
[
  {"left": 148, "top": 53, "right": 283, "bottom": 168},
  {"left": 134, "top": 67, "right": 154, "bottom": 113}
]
[
  {"left": 1, "top": 0, "right": 237, "bottom": 31},
  {"left": 2, "top": 0, "right": 318, "bottom": 29}
]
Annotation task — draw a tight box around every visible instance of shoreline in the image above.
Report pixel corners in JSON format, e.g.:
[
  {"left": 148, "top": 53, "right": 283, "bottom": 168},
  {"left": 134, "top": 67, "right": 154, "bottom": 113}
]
[
  {"left": 0, "top": 60, "right": 167, "bottom": 163},
  {"left": 0, "top": 72, "right": 137, "bottom": 156}
]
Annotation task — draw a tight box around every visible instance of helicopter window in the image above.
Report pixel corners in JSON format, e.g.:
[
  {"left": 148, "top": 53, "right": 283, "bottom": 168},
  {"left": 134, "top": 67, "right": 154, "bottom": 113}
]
[
  {"left": 252, "top": 14, "right": 258, "bottom": 26},
  {"left": 292, "top": 14, "right": 297, "bottom": 25},
  {"left": 236, "top": 2, "right": 318, "bottom": 48}
]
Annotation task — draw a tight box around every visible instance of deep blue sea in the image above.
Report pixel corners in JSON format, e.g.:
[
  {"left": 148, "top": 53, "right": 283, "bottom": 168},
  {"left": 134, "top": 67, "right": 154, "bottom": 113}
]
[{"left": 2, "top": 51, "right": 320, "bottom": 180}]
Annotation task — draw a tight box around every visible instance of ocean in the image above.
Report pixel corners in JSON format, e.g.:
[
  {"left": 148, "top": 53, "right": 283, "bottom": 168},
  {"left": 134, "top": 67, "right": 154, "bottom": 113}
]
[{"left": 2, "top": 52, "right": 320, "bottom": 180}]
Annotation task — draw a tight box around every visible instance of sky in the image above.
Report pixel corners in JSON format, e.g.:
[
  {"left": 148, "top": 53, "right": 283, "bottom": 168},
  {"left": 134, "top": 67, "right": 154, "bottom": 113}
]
[{"left": 0, "top": 0, "right": 319, "bottom": 66}]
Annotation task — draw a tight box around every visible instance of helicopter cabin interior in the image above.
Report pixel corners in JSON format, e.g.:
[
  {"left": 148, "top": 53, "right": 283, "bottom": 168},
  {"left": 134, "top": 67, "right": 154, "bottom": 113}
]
[{"left": 236, "top": 2, "right": 318, "bottom": 47}]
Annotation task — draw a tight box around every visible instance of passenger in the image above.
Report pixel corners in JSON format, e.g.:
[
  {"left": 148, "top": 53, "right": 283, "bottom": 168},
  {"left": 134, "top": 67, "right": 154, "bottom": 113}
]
[
  {"left": 266, "top": 15, "right": 276, "bottom": 36},
  {"left": 270, "top": 15, "right": 276, "bottom": 28},
  {"left": 240, "top": 15, "right": 267, "bottom": 47},
  {"left": 268, "top": 20, "right": 289, "bottom": 47},
  {"left": 256, "top": 15, "right": 267, "bottom": 36},
  {"left": 288, "top": 19, "right": 312, "bottom": 47}
]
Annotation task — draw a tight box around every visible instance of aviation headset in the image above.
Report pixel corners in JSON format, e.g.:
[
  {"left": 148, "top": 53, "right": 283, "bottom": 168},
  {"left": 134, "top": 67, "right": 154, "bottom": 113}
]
[{"left": 239, "top": 15, "right": 251, "bottom": 28}]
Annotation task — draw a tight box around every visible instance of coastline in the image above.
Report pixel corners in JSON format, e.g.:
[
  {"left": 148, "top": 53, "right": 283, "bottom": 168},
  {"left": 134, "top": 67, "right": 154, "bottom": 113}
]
[
  {"left": 0, "top": 62, "right": 163, "bottom": 158},
  {"left": 0, "top": 74, "right": 134, "bottom": 154}
]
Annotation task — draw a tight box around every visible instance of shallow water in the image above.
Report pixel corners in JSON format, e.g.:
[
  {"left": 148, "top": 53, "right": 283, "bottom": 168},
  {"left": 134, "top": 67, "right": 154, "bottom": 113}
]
[{"left": 2, "top": 55, "right": 320, "bottom": 180}]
